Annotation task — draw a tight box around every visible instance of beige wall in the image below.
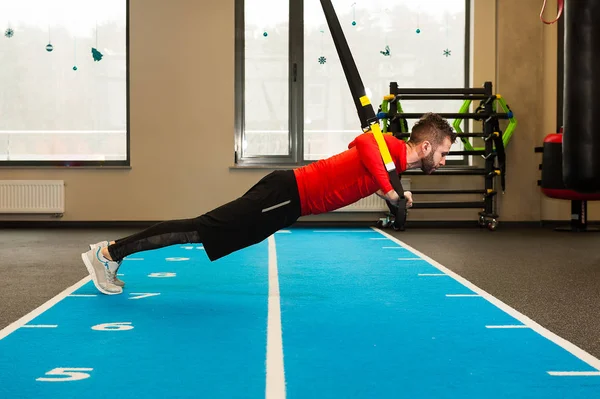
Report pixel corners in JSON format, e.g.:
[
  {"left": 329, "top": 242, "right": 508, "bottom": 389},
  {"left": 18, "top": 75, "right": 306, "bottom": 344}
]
[
  {"left": 0, "top": 0, "right": 591, "bottom": 223},
  {"left": 495, "top": 0, "right": 546, "bottom": 221}
]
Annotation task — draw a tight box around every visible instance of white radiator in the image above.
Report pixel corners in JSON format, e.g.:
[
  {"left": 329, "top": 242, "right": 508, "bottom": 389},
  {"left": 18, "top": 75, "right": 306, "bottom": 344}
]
[
  {"left": 0, "top": 180, "right": 65, "bottom": 214},
  {"left": 334, "top": 179, "right": 411, "bottom": 212},
  {"left": 335, "top": 194, "right": 388, "bottom": 212}
]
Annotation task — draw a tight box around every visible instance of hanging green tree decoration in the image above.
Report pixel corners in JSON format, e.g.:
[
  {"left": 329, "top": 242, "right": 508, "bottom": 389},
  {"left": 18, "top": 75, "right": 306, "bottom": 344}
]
[
  {"left": 91, "top": 21, "right": 103, "bottom": 61},
  {"left": 5, "top": 28, "right": 14, "bottom": 38},
  {"left": 92, "top": 47, "right": 103, "bottom": 61}
]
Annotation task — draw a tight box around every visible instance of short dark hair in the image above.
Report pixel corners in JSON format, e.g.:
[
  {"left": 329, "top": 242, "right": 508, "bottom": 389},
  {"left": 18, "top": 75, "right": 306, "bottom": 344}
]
[{"left": 407, "top": 113, "right": 457, "bottom": 146}]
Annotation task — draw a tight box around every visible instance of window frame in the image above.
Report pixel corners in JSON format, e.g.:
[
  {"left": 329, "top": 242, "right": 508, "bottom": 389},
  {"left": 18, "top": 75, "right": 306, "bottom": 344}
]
[
  {"left": 0, "top": 0, "right": 130, "bottom": 168},
  {"left": 235, "top": 0, "right": 471, "bottom": 167}
]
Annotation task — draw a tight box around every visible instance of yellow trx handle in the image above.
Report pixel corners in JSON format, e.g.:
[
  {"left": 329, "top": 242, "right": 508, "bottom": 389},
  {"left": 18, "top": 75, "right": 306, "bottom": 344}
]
[{"left": 360, "top": 95, "right": 396, "bottom": 172}]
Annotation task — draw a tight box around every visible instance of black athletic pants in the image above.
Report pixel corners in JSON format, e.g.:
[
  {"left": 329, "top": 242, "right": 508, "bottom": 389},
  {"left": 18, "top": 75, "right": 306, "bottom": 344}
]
[{"left": 108, "top": 170, "right": 302, "bottom": 262}]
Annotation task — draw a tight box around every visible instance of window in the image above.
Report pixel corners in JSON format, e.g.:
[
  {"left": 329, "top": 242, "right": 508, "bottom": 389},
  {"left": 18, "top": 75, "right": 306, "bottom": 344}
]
[
  {"left": 0, "top": 0, "right": 129, "bottom": 166},
  {"left": 235, "top": 0, "right": 469, "bottom": 166}
]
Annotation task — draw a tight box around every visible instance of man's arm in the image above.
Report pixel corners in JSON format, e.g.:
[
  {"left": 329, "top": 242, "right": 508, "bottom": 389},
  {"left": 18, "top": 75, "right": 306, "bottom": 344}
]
[{"left": 349, "top": 133, "right": 394, "bottom": 194}]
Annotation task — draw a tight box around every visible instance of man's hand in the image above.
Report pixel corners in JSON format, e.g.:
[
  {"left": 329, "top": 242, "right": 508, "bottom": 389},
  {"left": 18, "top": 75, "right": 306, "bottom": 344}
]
[
  {"left": 382, "top": 190, "right": 413, "bottom": 208},
  {"left": 403, "top": 191, "right": 413, "bottom": 208}
]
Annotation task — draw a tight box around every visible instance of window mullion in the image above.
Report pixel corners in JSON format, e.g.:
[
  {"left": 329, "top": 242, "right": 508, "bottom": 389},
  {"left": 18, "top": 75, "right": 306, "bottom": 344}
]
[
  {"left": 234, "top": 0, "right": 245, "bottom": 164},
  {"left": 289, "top": 0, "right": 304, "bottom": 164}
]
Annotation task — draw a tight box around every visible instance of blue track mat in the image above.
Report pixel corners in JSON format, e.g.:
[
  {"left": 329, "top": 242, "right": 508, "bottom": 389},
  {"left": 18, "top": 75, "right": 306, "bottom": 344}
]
[{"left": 1, "top": 227, "right": 599, "bottom": 398}]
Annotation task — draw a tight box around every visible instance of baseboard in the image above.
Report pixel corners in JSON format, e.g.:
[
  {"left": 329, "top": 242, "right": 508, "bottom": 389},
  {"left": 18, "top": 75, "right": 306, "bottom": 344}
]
[
  {"left": 2, "top": 219, "right": 596, "bottom": 230},
  {"left": 0, "top": 220, "right": 160, "bottom": 229}
]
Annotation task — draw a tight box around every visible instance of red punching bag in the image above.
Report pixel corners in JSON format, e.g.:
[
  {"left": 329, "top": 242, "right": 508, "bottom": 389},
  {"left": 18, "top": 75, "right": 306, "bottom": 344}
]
[{"left": 541, "top": 133, "right": 600, "bottom": 200}]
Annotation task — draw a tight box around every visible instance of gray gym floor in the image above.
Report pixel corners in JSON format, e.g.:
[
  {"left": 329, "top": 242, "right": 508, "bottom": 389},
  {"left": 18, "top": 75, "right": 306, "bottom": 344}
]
[{"left": 1, "top": 224, "right": 599, "bottom": 358}]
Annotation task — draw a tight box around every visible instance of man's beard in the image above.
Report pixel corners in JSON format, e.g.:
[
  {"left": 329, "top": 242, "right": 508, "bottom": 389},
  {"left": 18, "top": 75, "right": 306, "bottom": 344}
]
[{"left": 421, "top": 151, "right": 437, "bottom": 174}]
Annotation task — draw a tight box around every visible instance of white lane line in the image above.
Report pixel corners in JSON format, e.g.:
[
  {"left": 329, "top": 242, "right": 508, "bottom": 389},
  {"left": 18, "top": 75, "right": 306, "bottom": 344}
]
[
  {"left": 547, "top": 371, "right": 600, "bottom": 376},
  {"left": 446, "top": 294, "right": 481, "bottom": 297},
  {"left": 383, "top": 246, "right": 404, "bottom": 249},
  {"left": 370, "top": 237, "right": 389, "bottom": 240},
  {"left": 312, "top": 230, "right": 375, "bottom": 233},
  {"left": 418, "top": 273, "right": 448, "bottom": 277},
  {"left": 129, "top": 293, "right": 161, "bottom": 300},
  {"left": 398, "top": 258, "right": 424, "bottom": 261},
  {"left": 276, "top": 230, "right": 291, "bottom": 234},
  {"left": 21, "top": 325, "right": 58, "bottom": 329},
  {"left": 266, "top": 235, "right": 286, "bottom": 399},
  {"left": 373, "top": 227, "right": 600, "bottom": 373},
  {"left": 124, "top": 258, "right": 144, "bottom": 261},
  {"left": 68, "top": 294, "right": 97, "bottom": 297},
  {"left": 0, "top": 277, "right": 90, "bottom": 340},
  {"left": 486, "top": 325, "right": 529, "bottom": 329}
]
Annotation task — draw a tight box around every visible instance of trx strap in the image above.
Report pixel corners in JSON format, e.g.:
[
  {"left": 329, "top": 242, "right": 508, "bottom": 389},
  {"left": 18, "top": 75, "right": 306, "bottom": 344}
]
[
  {"left": 483, "top": 98, "right": 506, "bottom": 193},
  {"left": 491, "top": 117, "right": 506, "bottom": 193},
  {"left": 320, "top": 0, "right": 407, "bottom": 229},
  {"left": 459, "top": 97, "right": 507, "bottom": 193}
]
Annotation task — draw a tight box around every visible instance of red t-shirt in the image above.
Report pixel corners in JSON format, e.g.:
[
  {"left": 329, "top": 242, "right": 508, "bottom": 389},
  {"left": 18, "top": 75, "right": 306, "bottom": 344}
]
[{"left": 293, "top": 132, "right": 407, "bottom": 216}]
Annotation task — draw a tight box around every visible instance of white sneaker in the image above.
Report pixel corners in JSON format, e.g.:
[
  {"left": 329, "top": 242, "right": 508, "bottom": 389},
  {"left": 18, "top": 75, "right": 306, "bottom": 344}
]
[
  {"left": 89, "top": 241, "right": 125, "bottom": 287},
  {"left": 81, "top": 247, "right": 123, "bottom": 295}
]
